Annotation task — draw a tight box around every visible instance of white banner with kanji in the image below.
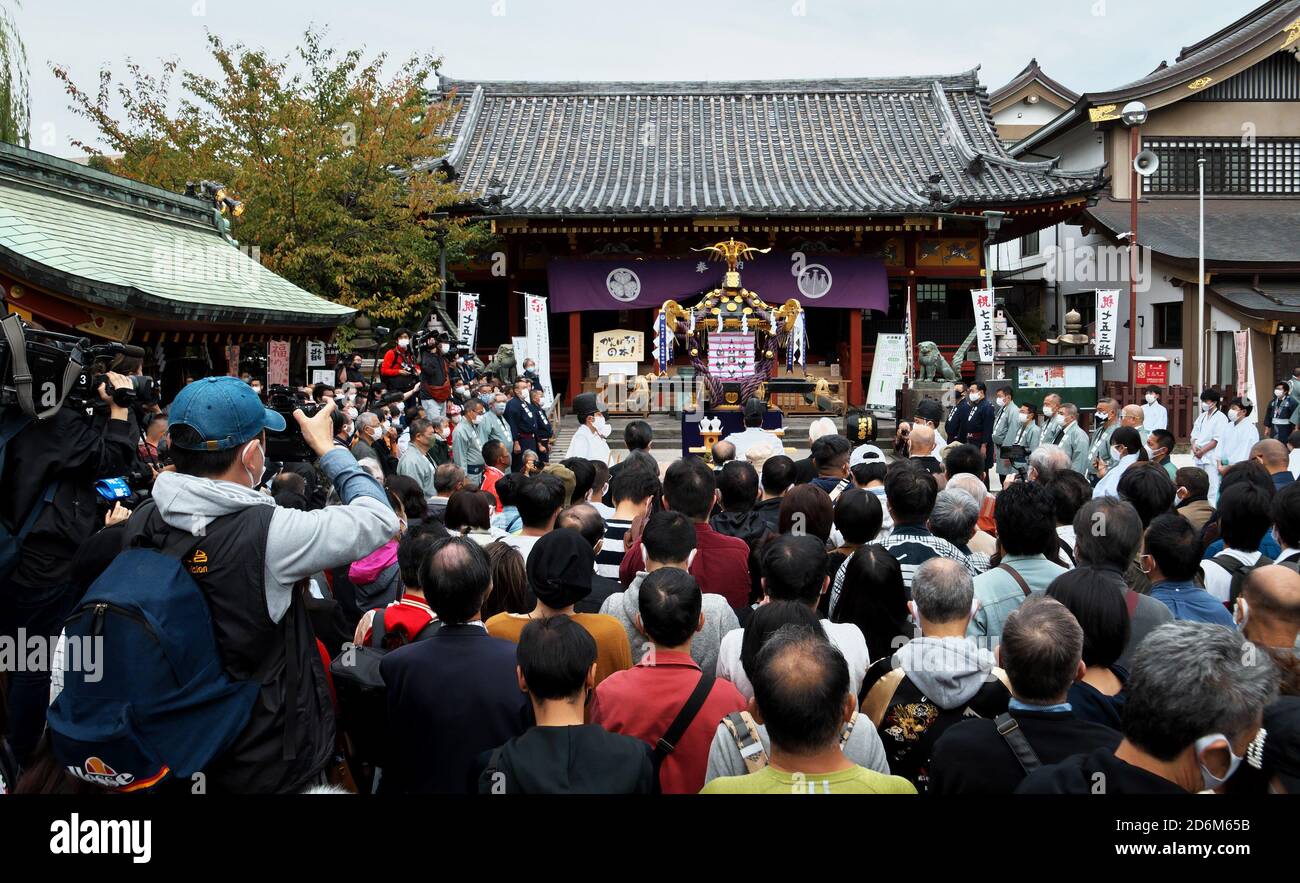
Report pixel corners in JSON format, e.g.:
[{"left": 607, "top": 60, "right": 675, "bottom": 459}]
[
  {"left": 1095, "top": 289, "right": 1120, "bottom": 362},
  {"left": 971, "top": 289, "right": 996, "bottom": 363},
  {"left": 524, "top": 293, "right": 554, "bottom": 402},
  {"left": 457, "top": 293, "right": 480, "bottom": 350}
]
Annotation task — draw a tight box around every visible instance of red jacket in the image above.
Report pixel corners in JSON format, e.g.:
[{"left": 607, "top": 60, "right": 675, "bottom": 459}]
[
  {"left": 619, "top": 522, "right": 752, "bottom": 609},
  {"left": 589, "top": 650, "right": 747, "bottom": 794},
  {"left": 481, "top": 466, "right": 505, "bottom": 512},
  {"left": 381, "top": 347, "right": 415, "bottom": 379}
]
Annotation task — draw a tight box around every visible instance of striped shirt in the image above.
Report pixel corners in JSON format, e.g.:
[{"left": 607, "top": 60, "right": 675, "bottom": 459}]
[
  {"left": 830, "top": 525, "right": 985, "bottom": 612},
  {"left": 597, "top": 518, "right": 634, "bottom": 579}
]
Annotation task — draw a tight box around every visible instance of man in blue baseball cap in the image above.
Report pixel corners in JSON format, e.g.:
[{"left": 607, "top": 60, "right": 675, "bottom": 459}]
[{"left": 121, "top": 376, "right": 399, "bottom": 792}]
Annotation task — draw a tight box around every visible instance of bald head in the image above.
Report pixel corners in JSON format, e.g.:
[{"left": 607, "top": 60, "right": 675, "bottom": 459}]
[
  {"left": 1121, "top": 404, "right": 1144, "bottom": 428},
  {"left": 1243, "top": 565, "right": 1300, "bottom": 639},
  {"left": 910, "top": 424, "right": 937, "bottom": 456},
  {"left": 712, "top": 440, "right": 736, "bottom": 465},
  {"left": 1252, "top": 439, "right": 1290, "bottom": 473}
]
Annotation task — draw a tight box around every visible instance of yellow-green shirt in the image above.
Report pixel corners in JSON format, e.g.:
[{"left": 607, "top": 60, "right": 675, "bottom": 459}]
[{"left": 700, "top": 764, "right": 917, "bottom": 795}]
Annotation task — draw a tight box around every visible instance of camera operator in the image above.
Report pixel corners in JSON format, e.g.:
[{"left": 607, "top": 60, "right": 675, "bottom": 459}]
[
  {"left": 336, "top": 352, "right": 369, "bottom": 393},
  {"left": 379, "top": 328, "right": 419, "bottom": 396},
  {"left": 124, "top": 376, "right": 399, "bottom": 792},
  {"left": 419, "top": 332, "right": 452, "bottom": 421},
  {"left": 0, "top": 371, "right": 137, "bottom": 765}
]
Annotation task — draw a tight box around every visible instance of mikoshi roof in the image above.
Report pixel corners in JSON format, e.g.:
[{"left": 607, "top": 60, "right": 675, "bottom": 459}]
[
  {"left": 0, "top": 142, "right": 354, "bottom": 328},
  {"left": 423, "top": 70, "right": 1106, "bottom": 218}
]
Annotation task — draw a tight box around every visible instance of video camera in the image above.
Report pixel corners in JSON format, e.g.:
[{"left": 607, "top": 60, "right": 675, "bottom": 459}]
[
  {"left": 1, "top": 313, "right": 157, "bottom": 418},
  {"left": 264, "top": 384, "right": 322, "bottom": 463},
  {"left": 1003, "top": 443, "right": 1031, "bottom": 481}
]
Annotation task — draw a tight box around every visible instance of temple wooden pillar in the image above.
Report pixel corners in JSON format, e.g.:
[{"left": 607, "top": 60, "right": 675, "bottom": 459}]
[
  {"left": 568, "top": 312, "right": 582, "bottom": 403},
  {"left": 848, "top": 308, "right": 863, "bottom": 407}
]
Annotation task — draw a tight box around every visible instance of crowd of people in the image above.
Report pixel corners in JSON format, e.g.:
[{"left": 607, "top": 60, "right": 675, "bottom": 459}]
[{"left": 3, "top": 332, "right": 1300, "bottom": 797}]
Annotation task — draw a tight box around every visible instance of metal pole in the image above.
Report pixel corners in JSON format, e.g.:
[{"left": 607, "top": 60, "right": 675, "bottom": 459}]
[
  {"left": 1128, "top": 125, "right": 1139, "bottom": 391},
  {"left": 1198, "top": 156, "right": 1206, "bottom": 391}
]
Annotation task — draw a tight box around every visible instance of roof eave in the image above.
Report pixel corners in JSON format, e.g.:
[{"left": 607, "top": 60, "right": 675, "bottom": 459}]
[{"left": 1, "top": 247, "right": 354, "bottom": 329}]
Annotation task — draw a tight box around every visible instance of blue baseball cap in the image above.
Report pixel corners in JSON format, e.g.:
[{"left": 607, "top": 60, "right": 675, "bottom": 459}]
[{"left": 168, "top": 376, "right": 287, "bottom": 451}]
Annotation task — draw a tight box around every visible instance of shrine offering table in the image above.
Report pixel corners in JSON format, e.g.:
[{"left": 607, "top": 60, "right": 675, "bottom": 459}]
[
  {"left": 681, "top": 409, "right": 785, "bottom": 459},
  {"left": 766, "top": 378, "right": 851, "bottom": 416}
]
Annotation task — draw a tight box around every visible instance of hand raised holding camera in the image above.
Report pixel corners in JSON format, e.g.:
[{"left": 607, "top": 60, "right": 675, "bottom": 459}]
[{"left": 294, "top": 399, "right": 338, "bottom": 459}]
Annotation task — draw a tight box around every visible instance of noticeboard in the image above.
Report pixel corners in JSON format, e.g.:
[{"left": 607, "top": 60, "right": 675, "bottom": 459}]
[{"left": 1002, "top": 356, "right": 1102, "bottom": 415}]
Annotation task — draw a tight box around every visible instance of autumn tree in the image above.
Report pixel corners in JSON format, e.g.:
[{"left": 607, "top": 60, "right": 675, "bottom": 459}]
[
  {"left": 0, "top": 0, "right": 28, "bottom": 145},
  {"left": 53, "top": 27, "right": 493, "bottom": 320}
]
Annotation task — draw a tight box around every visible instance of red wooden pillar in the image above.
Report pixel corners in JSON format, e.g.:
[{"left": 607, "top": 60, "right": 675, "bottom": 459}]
[
  {"left": 848, "top": 308, "right": 863, "bottom": 407},
  {"left": 568, "top": 312, "right": 582, "bottom": 403}
]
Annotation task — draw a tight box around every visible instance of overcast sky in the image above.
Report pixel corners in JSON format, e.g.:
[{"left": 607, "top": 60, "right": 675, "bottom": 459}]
[{"left": 12, "top": 0, "right": 1265, "bottom": 156}]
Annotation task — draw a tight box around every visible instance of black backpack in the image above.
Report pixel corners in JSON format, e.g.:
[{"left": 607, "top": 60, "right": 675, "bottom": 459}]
[
  {"left": 1210, "top": 554, "right": 1274, "bottom": 607},
  {"left": 329, "top": 609, "right": 440, "bottom": 768}
]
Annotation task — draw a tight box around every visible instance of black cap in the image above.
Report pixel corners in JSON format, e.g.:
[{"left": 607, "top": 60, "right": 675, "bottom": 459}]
[
  {"left": 573, "top": 392, "right": 602, "bottom": 422},
  {"left": 526, "top": 529, "right": 595, "bottom": 609},
  {"left": 915, "top": 398, "right": 944, "bottom": 425}
]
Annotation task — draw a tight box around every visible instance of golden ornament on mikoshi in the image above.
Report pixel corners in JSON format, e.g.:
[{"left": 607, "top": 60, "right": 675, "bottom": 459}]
[
  {"left": 690, "top": 348, "right": 699, "bottom": 357},
  {"left": 764, "top": 350, "right": 774, "bottom": 359}
]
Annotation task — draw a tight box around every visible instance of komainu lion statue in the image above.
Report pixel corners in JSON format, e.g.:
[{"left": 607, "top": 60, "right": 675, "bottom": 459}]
[
  {"left": 918, "top": 341, "right": 958, "bottom": 382},
  {"left": 485, "top": 344, "right": 518, "bottom": 383}
]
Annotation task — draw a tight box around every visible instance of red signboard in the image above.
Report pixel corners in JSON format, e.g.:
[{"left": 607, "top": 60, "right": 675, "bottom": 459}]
[{"left": 1134, "top": 360, "right": 1168, "bottom": 387}]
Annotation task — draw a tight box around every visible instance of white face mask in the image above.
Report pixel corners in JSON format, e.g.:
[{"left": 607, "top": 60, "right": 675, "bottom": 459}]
[
  {"left": 397, "top": 338, "right": 410, "bottom": 350},
  {"left": 1196, "top": 733, "right": 1244, "bottom": 791},
  {"left": 1278, "top": 390, "right": 1287, "bottom": 400},
  {"left": 1201, "top": 402, "right": 1213, "bottom": 413},
  {"left": 1042, "top": 406, "right": 1055, "bottom": 419},
  {"left": 594, "top": 415, "right": 612, "bottom": 438},
  {"left": 440, "top": 344, "right": 450, "bottom": 354},
  {"left": 996, "top": 397, "right": 1007, "bottom": 409},
  {"left": 968, "top": 392, "right": 982, "bottom": 403},
  {"left": 241, "top": 439, "right": 264, "bottom": 488},
  {"left": 1110, "top": 445, "right": 1124, "bottom": 462},
  {"left": 1014, "top": 410, "right": 1027, "bottom": 425},
  {"left": 1146, "top": 394, "right": 1157, "bottom": 405},
  {"left": 1229, "top": 409, "right": 1241, "bottom": 422}
]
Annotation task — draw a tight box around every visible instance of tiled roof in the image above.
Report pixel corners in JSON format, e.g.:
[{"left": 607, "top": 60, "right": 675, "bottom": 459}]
[
  {"left": 0, "top": 143, "right": 353, "bottom": 327},
  {"left": 1211, "top": 281, "right": 1300, "bottom": 317},
  {"left": 1097, "top": 0, "right": 1300, "bottom": 98},
  {"left": 989, "top": 59, "right": 1080, "bottom": 106},
  {"left": 424, "top": 71, "right": 1105, "bottom": 217},
  {"left": 1086, "top": 196, "right": 1300, "bottom": 264}
]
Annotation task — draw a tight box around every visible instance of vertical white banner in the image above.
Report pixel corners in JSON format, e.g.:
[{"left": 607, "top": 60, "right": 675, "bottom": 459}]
[
  {"left": 456, "top": 293, "right": 480, "bottom": 351},
  {"left": 523, "top": 294, "right": 554, "bottom": 402},
  {"left": 306, "top": 340, "right": 326, "bottom": 368},
  {"left": 971, "top": 289, "right": 997, "bottom": 363},
  {"left": 1095, "top": 289, "right": 1120, "bottom": 363},
  {"left": 867, "top": 333, "right": 908, "bottom": 408}
]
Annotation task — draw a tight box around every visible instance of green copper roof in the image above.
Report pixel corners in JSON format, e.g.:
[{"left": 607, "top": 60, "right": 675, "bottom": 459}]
[{"left": 0, "top": 142, "right": 353, "bottom": 328}]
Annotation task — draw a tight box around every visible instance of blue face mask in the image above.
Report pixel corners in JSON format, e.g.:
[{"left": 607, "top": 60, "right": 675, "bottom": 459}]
[{"left": 479, "top": 393, "right": 494, "bottom": 405}]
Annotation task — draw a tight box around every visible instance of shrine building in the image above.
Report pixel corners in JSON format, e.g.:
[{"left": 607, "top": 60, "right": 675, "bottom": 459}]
[{"left": 434, "top": 70, "right": 1109, "bottom": 407}]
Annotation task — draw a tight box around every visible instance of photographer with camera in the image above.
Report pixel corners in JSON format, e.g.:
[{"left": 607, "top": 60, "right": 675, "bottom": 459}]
[
  {"left": 123, "top": 376, "right": 399, "bottom": 791},
  {"left": 0, "top": 369, "right": 138, "bottom": 764},
  {"left": 380, "top": 329, "right": 419, "bottom": 396},
  {"left": 419, "top": 332, "right": 452, "bottom": 421}
]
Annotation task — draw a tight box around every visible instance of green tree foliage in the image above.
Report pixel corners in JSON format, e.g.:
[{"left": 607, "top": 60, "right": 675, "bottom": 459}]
[
  {"left": 53, "top": 27, "right": 493, "bottom": 320},
  {"left": 0, "top": 0, "right": 29, "bottom": 145}
]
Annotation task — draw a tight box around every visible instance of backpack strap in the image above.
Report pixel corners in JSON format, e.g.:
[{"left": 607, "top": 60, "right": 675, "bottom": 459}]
[
  {"left": 653, "top": 670, "right": 715, "bottom": 765},
  {"left": 861, "top": 667, "right": 906, "bottom": 728},
  {"left": 0, "top": 314, "right": 84, "bottom": 420},
  {"left": 722, "top": 711, "right": 767, "bottom": 774},
  {"left": 368, "top": 608, "right": 388, "bottom": 649},
  {"left": 998, "top": 563, "right": 1033, "bottom": 598},
  {"left": 995, "top": 713, "right": 1043, "bottom": 775},
  {"left": 839, "top": 711, "right": 859, "bottom": 749}
]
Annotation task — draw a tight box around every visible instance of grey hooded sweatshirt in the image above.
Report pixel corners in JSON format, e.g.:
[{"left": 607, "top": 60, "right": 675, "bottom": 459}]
[
  {"left": 600, "top": 570, "right": 739, "bottom": 674},
  {"left": 151, "top": 448, "right": 399, "bottom": 623},
  {"left": 892, "top": 636, "right": 998, "bottom": 709}
]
